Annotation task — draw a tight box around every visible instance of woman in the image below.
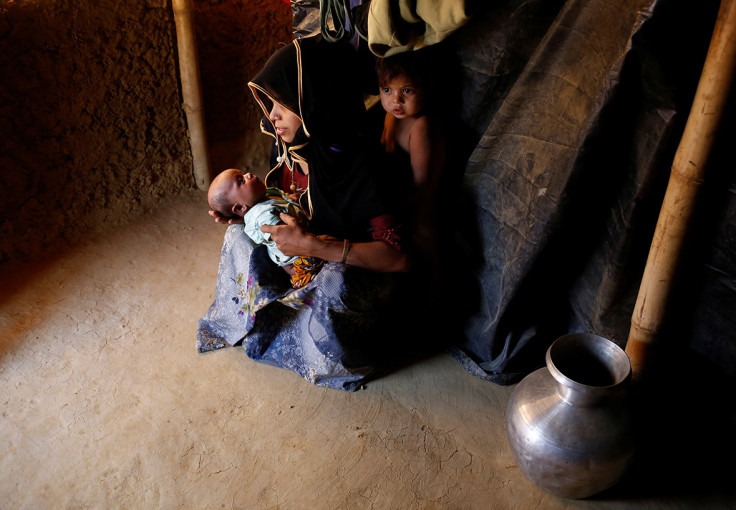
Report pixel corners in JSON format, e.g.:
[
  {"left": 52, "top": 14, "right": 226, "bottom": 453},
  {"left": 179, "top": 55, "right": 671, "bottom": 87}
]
[{"left": 197, "top": 35, "right": 410, "bottom": 391}]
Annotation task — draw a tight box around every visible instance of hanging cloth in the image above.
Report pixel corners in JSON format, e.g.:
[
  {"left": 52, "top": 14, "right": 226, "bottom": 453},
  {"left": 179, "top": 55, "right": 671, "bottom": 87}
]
[
  {"left": 292, "top": 0, "right": 368, "bottom": 43},
  {"left": 367, "top": 0, "right": 479, "bottom": 57}
]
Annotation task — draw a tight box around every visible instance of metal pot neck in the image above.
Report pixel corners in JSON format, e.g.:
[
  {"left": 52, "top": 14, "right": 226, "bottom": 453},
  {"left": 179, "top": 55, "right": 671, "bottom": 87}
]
[{"left": 546, "top": 334, "right": 632, "bottom": 406}]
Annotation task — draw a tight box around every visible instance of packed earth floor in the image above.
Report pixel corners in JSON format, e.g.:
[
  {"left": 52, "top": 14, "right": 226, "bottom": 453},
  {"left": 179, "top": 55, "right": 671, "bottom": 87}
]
[{"left": 1, "top": 190, "right": 734, "bottom": 509}]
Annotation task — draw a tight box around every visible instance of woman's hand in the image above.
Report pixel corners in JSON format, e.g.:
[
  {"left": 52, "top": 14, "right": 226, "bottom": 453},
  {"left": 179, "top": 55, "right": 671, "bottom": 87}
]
[
  {"left": 260, "top": 213, "right": 313, "bottom": 257},
  {"left": 262, "top": 214, "right": 410, "bottom": 272},
  {"left": 209, "top": 209, "right": 244, "bottom": 225}
]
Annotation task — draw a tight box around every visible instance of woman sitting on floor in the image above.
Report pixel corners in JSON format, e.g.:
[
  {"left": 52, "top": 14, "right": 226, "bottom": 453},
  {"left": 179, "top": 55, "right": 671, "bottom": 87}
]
[{"left": 197, "top": 34, "right": 410, "bottom": 391}]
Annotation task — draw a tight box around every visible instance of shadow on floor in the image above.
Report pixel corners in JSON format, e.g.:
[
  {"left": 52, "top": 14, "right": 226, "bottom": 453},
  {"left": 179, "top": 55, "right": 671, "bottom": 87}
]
[{"left": 604, "top": 348, "right": 736, "bottom": 504}]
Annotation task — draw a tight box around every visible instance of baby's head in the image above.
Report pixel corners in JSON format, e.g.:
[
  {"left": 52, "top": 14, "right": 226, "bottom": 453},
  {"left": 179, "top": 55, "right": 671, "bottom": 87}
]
[{"left": 208, "top": 169, "right": 267, "bottom": 219}]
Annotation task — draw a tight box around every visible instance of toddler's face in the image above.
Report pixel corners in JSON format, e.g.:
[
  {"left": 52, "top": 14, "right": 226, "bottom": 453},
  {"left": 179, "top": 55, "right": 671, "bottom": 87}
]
[
  {"left": 379, "top": 75, "right": 424, "bottom": 119},
  {"left": 211, "top": 169, "right": 267, "bottom": 217}
]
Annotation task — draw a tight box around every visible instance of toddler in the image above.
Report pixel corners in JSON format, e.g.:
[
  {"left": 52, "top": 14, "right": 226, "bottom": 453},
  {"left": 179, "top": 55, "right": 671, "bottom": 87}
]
[
  {"left": 375, "top": 52, "right": 446, "bottom": 190},
  {"left": 376, "top": 53, "right": 448, "bottom": 269}
]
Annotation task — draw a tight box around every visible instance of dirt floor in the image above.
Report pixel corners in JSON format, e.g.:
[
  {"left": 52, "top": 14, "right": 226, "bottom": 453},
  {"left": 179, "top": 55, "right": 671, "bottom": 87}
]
[{"left": 1, "top": 189, "right": 734, "bottom": 509}]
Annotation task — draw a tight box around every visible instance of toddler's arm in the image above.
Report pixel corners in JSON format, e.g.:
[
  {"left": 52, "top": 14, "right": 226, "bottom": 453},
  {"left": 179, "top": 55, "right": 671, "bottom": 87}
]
[{"left": 409, "top": 115, "right": 444, "bottom": 188}]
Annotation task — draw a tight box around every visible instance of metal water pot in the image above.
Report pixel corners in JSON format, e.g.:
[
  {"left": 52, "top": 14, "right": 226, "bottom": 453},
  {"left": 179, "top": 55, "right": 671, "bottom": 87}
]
[{"left": 506, "top": 333, "right": 635, "bottom": 499}]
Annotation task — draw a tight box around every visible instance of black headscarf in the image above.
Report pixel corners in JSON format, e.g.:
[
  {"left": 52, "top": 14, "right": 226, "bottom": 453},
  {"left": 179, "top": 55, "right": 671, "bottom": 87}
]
[{"left": 248, "top": 35, "right": 394, "bottom": 240}]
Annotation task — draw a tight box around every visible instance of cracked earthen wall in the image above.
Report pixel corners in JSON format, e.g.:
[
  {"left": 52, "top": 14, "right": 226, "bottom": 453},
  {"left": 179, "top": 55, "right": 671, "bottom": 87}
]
[{"left": 0, "top": 0, "right": 291, "bottom": 266}]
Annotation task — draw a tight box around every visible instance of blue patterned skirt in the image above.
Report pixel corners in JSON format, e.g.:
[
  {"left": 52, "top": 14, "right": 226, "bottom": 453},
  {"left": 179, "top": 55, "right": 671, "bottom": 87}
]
[{"left": 197, "top": 225, "right": 397, "bottom": 391}]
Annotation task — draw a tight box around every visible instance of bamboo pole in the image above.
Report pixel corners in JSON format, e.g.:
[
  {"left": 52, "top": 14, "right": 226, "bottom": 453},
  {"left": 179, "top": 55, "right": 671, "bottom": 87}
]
[
  {"left": 626, "top": 0, "right": 736, "bottom": 379},
  {"left": 172, "top": 0, "right": 211, "bottom": 191}
]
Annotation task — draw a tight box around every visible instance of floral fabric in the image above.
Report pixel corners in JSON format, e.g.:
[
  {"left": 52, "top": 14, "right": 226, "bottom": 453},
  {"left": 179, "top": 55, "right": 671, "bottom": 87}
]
[{"left": 197, "top": 225, "right": 395, "bottom": 391}]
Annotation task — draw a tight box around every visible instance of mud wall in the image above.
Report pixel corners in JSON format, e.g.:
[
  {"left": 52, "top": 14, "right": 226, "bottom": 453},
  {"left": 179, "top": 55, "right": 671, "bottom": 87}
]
[
  {"left": 194, "top": 0, "right": 292, "bottom": 173},
  {"left": 0, "top": 0, "right": 292, "bottom": 267}
]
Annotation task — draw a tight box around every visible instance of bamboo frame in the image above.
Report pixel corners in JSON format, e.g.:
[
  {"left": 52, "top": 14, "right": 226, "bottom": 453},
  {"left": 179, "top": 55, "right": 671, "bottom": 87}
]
[
  {"left": 172, "top": 0, "right": 211, "bottom": 191},
  {"left": 626, "top": 0, "right": 736, "bottom": 378}
]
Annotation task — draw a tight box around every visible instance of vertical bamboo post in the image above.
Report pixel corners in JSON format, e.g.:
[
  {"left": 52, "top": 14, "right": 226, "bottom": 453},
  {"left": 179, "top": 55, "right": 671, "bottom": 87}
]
[
  {"left": 173, "top": 0, "right": 211, "bottom": 191},
  {"left": 626, "top": 0, "right": 736, "bottom": 379}
]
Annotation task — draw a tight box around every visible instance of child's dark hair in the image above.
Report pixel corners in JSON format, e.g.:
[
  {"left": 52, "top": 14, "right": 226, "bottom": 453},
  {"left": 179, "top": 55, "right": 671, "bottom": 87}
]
[
  {"left": 208, "top": 191, "right": 239, "bottom": 220},
  {"left": 375, "top": 52, "right": 428, "bottom": 89}
]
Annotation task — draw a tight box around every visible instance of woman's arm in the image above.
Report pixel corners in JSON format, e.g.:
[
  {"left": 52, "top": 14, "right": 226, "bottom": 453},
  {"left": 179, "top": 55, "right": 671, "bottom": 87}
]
[{"left": 261, "top": 214, "right": 411, "bottom": 273}]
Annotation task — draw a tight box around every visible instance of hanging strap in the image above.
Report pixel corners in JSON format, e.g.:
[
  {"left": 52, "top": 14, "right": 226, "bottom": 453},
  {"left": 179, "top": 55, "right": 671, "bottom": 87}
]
[{"left": 319, "top": 0, "right": 367, "bottom": 43}]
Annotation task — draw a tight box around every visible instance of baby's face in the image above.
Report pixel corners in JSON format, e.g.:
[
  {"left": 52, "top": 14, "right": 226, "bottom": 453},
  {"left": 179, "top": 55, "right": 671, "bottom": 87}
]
[
  {"left": 379, "top": 75, "right": 424, "bottom": 119},
  {"left": 210, "top": 169, "right": 267, "bottom": 217}
]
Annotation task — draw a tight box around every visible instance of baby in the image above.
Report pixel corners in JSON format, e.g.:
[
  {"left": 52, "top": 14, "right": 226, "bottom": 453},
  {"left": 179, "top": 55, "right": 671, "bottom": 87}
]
[{"left": 208, "top": 168, "right": 323, "bottom": 288}]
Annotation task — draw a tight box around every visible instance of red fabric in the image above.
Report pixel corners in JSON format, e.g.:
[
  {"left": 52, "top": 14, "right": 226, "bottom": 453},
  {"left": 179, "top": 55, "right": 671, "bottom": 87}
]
[
  {"left": 275, "top": 165, "right": 309, "bottom": 195},
  {"left": 370, "top": 214, "right": 403, "bottom": 251}
]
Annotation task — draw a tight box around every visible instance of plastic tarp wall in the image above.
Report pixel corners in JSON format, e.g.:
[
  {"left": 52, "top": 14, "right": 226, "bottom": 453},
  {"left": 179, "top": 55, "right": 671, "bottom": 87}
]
[
  {"left": 290, "top": 0, "right": 733, "bottom": 384},
  {"left": 442, "top": 0, "right": 733, "bottom": 384}
]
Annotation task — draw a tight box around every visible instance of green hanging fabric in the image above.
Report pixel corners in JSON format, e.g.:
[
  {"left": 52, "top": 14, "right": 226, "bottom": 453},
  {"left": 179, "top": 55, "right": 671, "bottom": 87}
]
[
  {"left": 320, "top": 0, "right": 352, "bottom": 42},
  {"left": 319, "top": 0, "right": 369, "bottom": 43}
]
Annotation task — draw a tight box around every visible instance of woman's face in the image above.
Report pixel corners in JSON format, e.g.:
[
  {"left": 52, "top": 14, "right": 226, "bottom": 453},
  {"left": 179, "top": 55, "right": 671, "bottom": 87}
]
[{"left": 269, "top": 102, "right": 302, "bottom": 143}]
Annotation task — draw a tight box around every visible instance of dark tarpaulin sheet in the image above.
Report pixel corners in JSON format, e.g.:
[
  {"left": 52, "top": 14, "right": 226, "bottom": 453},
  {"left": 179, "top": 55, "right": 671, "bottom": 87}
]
[
  {"left": 291, "top": 0, "right": 321, "bottom": 38},
  {"left": 442, "top": 0, "right": 733, "bottom": 384},
  {"left": 290, "top": 0, "right": 735, "bottom": 383}
]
